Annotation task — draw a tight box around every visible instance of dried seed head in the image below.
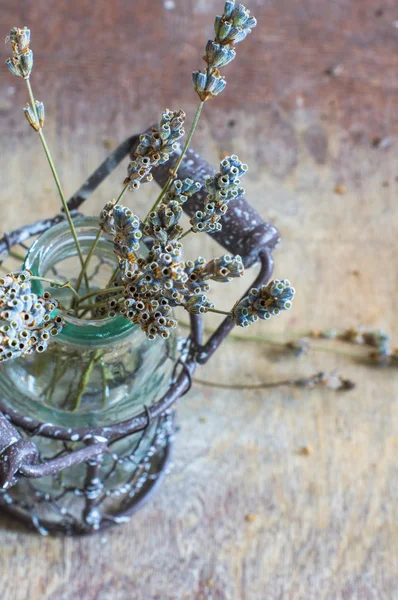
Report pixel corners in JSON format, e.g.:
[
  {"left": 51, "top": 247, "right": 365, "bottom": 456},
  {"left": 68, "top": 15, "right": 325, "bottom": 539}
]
[
  {"left": 35, "top": 100, "right": 45, "bottom": 128},
  {"left": 8, "top": 27, "right": 31, "bottom": 54},
  {"left": 23, "top": 103, "right": 40, "bottom": 131},
  {"left": 22, "top": 100, "right": 44, "bottom": 131},
  {"left": 6, "top": 26, "right": 34, "bottom": 79},
  {"left": 6, "top": 49, "right": 34, "bottom": 79}
]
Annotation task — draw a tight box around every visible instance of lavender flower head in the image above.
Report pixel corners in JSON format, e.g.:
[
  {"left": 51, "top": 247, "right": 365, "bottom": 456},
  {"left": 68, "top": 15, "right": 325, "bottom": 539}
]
[
  {"left": 5, "top": 27, "right": 34, "bottom": 79},
  {"left": 232, "top": 280, "right": 295, "bottom": 327},
  {"left": 191, "top": 155, "right": 247, "bottom": 234},
  {"left": 193, "top": 2, "right": 257, "bottom": 101},
  {"left": 0, "top": 271, "right": 63, "bottom": 362},
  {"left": 144, "top": 178, "right": 202, "bottom": 244},
  {"left": 99, "top": 203, "right": 143, "bottom": 261},
  {"left": 126, "top": 110, "right": 186, "bottom": 191}
]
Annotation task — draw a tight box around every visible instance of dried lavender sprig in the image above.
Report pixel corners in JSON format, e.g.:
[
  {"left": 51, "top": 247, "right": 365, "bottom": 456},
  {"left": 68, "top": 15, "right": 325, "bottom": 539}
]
[
  {"left": 74, "top": 182, "right": 130, "bottom": 297},
  {"left": 177, "top": 321, "right": 386, "bottom": 364},
  {"left": 5, "top": 27, "right": 89, "bottom": 296},
  {"left": 280, "top": 327, "right": 395, "bottom": 366},
  {"left": 145, "top": 3, "right": 256, "bottom": 223},
  {"left": 193, "top": 371, "right": 355, "bottom": 392},
  {"left": 193, "top": 2, "right": 257, "bottom": 101},
  {"left": 314, "top": 327, "right": 395, "bottom": 367},
  {"left": 143, "top": 103, "right": 204, "bottom": 224},
  {"left": 28, "top": 79, "right": 90, "bottom": 296},
  {"left": 216, "top": 2, "right": 257, "bottom": 44}
]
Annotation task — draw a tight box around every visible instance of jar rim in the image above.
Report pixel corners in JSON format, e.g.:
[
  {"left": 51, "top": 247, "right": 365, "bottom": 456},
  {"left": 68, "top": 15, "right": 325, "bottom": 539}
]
[{"left": 23, "top": 216, "right": 137, "bottom": 346}]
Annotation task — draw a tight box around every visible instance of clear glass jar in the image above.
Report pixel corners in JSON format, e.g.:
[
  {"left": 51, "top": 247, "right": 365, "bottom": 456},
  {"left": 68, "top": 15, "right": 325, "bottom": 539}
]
[{"left": 0, "top": 217, "right": 177, "bottom": 532}]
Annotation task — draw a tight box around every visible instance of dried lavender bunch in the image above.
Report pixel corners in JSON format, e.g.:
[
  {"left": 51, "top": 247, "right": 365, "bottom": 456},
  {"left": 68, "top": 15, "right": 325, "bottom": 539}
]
[
  {"left": 193, "top": 1, "right": 257, "bottom": 100},
  {"left": 3, "top": 3, "right": 295, "bottom": 359},
  {"left": 93, "top": 197, "right": 294, "bottom": 340},
  {"left": 0, "top": 271, "right": 63, "bottom": 362}
]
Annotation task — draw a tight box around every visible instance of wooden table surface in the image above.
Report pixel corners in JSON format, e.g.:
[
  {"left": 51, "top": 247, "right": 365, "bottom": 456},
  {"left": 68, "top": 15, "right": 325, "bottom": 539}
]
[{"left": 1, "top": 1, "right": 398, "bottom": 598}]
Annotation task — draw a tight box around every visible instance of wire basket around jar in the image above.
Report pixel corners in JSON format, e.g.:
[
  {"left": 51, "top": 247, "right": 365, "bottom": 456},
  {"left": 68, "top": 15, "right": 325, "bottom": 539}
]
[{"left": 0, "top": 134, "right": 279, "bottom": 535}]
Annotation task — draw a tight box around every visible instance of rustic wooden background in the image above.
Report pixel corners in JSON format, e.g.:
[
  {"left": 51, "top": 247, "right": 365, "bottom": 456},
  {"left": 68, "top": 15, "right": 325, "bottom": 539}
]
[{"left": 1, "top": 0, "right": 398, "bottom": 598}]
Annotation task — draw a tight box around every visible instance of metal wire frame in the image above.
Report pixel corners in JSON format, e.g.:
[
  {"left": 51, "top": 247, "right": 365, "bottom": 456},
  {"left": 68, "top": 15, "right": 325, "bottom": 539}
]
[{"left": 0, "top": 132, "right": 279, "bottom": 534}]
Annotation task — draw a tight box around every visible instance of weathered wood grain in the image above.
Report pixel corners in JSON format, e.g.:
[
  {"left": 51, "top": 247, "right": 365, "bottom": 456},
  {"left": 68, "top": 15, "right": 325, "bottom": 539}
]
[{"left": 0, "top": 0, "right": 398, "bottom": 598}]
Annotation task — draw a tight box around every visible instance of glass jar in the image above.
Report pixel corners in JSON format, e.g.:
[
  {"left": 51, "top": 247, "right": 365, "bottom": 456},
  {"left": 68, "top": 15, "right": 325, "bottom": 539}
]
[{"left": 0, "top": 217, "right": 177, "bottom": 533}]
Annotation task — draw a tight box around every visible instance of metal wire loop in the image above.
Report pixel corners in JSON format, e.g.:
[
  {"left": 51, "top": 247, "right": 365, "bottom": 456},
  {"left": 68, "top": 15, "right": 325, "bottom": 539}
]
[
  {"left": 144, "top": 405, "right": 152, "bottom": 428},
  {"left": 171, "top": 359, "right": 193, "bottom": 397}
]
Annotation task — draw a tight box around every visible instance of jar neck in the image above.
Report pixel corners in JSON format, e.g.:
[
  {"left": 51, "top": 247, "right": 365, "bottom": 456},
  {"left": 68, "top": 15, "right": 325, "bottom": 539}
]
[{"left": 24, "top": 216, "right": 136, "bottom": 348}]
